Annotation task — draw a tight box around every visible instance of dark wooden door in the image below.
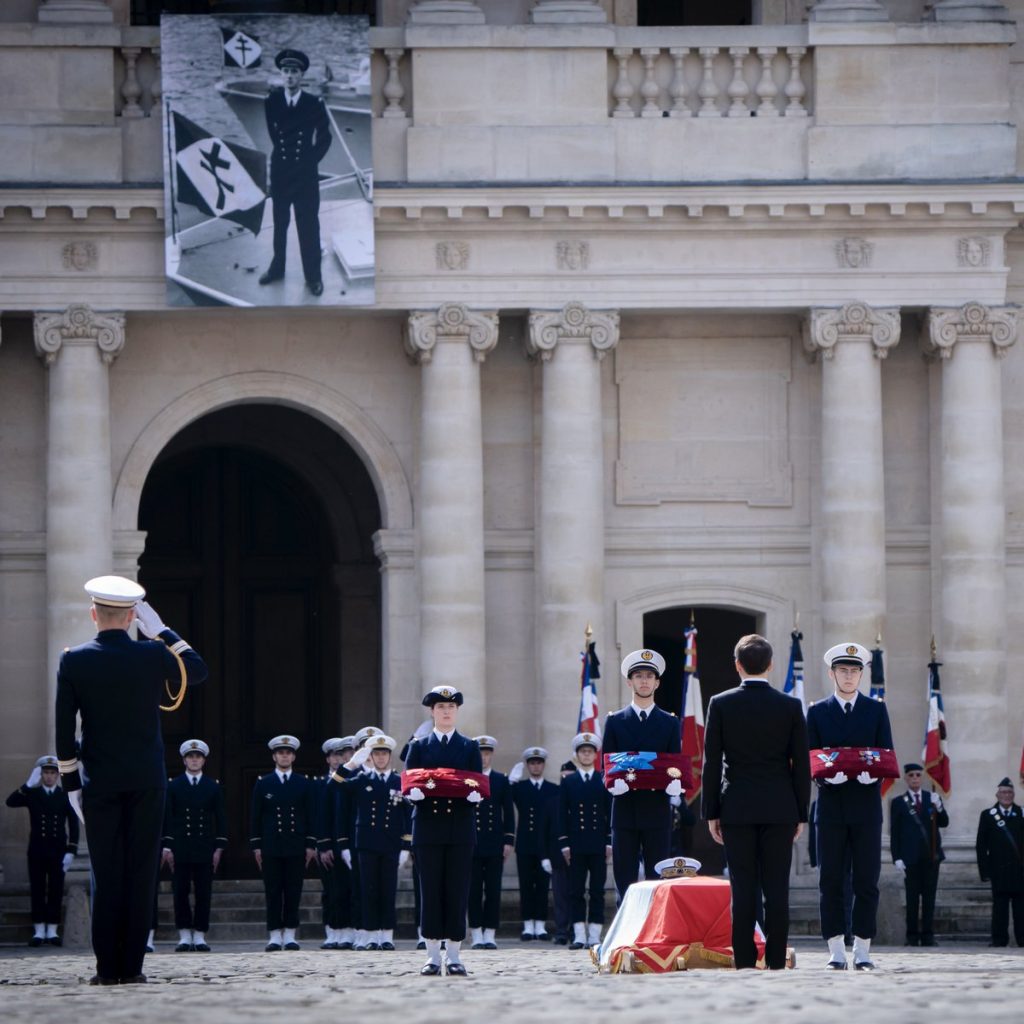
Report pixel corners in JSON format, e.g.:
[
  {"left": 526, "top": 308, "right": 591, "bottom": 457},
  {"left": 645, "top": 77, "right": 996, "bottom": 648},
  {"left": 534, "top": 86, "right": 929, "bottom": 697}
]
[{"left": 139, "top": 446, "right": 338, "bottom": 877}]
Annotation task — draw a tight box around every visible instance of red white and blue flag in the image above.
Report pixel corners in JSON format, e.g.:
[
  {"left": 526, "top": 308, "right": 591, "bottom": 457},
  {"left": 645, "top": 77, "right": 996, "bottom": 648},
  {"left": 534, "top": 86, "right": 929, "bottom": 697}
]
[
  {"left": 577, "top": 639, "right": 602, "bottom": 745},
  {"left": 869, "top": 641, "right": 894, "bottom": 797},
  {"left": 922, "top": 654, "right": 951, "bottom": 797},
  {"left": 783, "top": 628, "right": 805, "bottom": 713},
  {"left": 681, "top": 623, "right": 704, "bottom": 805}
]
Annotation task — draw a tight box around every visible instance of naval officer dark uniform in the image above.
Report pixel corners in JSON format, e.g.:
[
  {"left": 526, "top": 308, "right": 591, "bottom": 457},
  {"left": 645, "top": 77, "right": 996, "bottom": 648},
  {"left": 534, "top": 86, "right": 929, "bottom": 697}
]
[
  {"left": 55, "top": 576, "right": 207, "bottom": 984},
  {"left": 261, "top": 49, "right": 332, "bottom": 294},
  {"left": 316, "top": 737, "right": 355, "bottom": 948},
  {"left": 976, "top": 779, "right": 1024, "bottom": 947},
  {"left": 511, "top": 748, "right": 559, "bottom": 939}
]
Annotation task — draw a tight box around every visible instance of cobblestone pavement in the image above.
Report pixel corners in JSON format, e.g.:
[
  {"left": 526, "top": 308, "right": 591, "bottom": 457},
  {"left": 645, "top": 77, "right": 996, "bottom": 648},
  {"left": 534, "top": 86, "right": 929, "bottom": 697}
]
[{"left": 1, "top": 942, "right": 1022, "bottom": 1024}]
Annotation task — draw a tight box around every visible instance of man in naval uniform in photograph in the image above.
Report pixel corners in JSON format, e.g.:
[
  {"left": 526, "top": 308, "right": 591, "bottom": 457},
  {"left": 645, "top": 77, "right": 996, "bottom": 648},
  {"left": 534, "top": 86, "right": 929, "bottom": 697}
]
[
  {"left": 55, "top": 575, "right": 207, "bottom": 984},
  {"left": 259, "top": 48, "right": 332, "bottom": 297},
  {"left": 316, "top": 736, "right": 355, "bottom": 949},
  {"left": 6, "top": 754, "right": 80, "bottom": 947},
  {"left": 250, "top": 735, "right": 317, "bottom": 951},
  {"left": 807, "top": 642, "right": 893, "bottom": 971},
  {"left": 511, "top": 746, "right": 558, "bottom": 941},
  {"left": 405, "top": 685, "right": 483, "bottom": 977},
  {"left": 890, "top": 762, "right": 948, "bottom": 946},
  {"left": 602, "top": 649, "right": 683, "bottom": 901},
  {"left": 976, "top": 777, "right": 1024, "bottom": 947},
  {"left": 161, "top": 739, "right": 227, "bottom": 952}
]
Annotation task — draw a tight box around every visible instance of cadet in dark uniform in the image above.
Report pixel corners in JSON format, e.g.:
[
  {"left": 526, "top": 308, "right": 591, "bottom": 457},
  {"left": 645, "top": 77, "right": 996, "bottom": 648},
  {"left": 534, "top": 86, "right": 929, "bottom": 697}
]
[
  {"left": 976, "top": 777, "right": 1024, "bottom": 947},
  {"left": 316, "top": 735, "right": 355, "bottom": 949},
  {"left": 807, "top": 642, "right": 893, "bottom": 971},
  {"left": 161, "top": 739, "right": 227, "bottom": 952},
  {"left": 405, "top": 685, "right": 484, "bottom": 977},
  {"left": 468, "top": 735, "right": 514, "bottom": 950},
  {"left": 6, "top": 754, "right": 79, "bottom": 946},
  {"left": 259, "top": 49, "right": 332, "bottom": 296},
  {"left": 250, "top": 735, "right": 317, "bottom": 951},
  {"left": 603, "top": 649, "right": 683, "bottom": 900},
  {"left": 511, "top": 746, "right": 558, "bottom": 941},
  {"left": 55, "top": 575, "right": 207, "bottom": 985},
  {"left": 557, "top": 733, "right": 611, "bottom": 949},
  {"left": 339, "top": 734, "right": 410, "bottom": 950},
  {"left": 546, "top": 760, "right": 577, "bottom": 944},
  {"left": 890, "top": 762, "right": 948, "bottom": 946}
]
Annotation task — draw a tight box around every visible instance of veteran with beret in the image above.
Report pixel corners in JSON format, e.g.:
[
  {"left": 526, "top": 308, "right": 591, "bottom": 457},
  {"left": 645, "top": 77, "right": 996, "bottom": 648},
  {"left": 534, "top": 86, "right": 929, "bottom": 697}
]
[{"left": 976, "top": 777, "right": 1024, "bottom": 947}]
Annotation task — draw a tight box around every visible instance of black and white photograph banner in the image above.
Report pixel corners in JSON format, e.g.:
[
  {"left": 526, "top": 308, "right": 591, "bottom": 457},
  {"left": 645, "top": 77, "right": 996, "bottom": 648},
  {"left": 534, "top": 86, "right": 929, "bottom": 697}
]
[{"left": 161, "top": 14, "right": 373, "bottom": 308}]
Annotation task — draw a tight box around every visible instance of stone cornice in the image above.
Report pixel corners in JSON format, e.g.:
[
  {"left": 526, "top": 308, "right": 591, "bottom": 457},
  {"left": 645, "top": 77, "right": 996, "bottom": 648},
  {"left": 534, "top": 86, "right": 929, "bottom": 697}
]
[
  {"left": 34, "top": 304, "right": 125, "bottom": 366},
  {"left": 0, "top": 188, "right": 164, "bottom": 223},
  {"left": 925, "top": 302, "right": 1019, "bottom": 359},
  {"left": 404, "top": 303, "right": 499, "bottom": 364},
  {"left": 804, "top": 301, "right": 901, "bottom": 359},
  {"left": 527, "top": 302, "right": 620, "bottom": 362}
]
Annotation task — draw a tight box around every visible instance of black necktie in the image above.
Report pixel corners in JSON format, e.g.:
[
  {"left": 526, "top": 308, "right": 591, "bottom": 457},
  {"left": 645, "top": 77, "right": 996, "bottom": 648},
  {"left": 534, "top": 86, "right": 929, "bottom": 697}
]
[
  {"left": 639, "top": 710, "right": 648, "bottom": 722},
  {"left": 192, "top": 777, "right": 198, "bottom": 787},
  {"left": 583, "top": 773, "right": 590, "bottom": 783},
  {"left": 844, "top": 702, "right": 852, "bottom": 716},
  {"left": 441, "top": 734, "right": 449, "bottom": 747}
]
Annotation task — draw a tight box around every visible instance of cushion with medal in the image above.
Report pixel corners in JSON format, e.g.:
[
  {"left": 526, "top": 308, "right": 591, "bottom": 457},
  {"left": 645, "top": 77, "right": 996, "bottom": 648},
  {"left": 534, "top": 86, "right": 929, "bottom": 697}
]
[
  {"left": 602, "top": 752, "right": 693, "bottom": 792},
  {"left": 401, "top": 767, "right": 491, "bottom": 799},
  {"left": 810, "top": 747, "right": 900, "bottom": 780}
]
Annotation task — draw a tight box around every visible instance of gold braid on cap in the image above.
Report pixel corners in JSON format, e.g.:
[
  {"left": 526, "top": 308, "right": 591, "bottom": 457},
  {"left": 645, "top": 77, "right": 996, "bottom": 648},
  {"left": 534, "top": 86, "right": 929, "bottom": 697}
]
[{"left": 160, "top": 641, "right": 189, "bottom": 713}]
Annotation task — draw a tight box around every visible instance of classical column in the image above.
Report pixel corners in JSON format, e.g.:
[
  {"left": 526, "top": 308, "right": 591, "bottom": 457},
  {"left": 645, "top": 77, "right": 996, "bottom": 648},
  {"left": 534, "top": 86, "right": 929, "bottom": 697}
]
[
  {"left": 808, "top": 0, "right": 890, "bottom": 20},
  {"left": 925, "top": 303, "right": 1018, "bottom": 836},
  {"left": 405, "top": 304, "right": 498, "bottom": 737},
  {"left": 34, "top": 305, "right": 124, "bottom": 715},
  {"left": 528, "top": 303, "right": 618, "bottom": 755},
  {"left": 407, "top": 1, "right": 486, "bottom": 24},
  {"left": 805, "top": 302, "right": 900, "bottom": 682},
  {"left": 530, "top": 1, "right": 608, "bottom": 23}
]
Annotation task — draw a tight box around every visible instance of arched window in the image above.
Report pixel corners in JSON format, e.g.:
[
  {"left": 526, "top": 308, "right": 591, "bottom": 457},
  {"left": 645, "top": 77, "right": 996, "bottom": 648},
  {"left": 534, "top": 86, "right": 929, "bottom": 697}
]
[
  {"left": 638, "top": 0, "right": 751, "bottom": 25},
  {"left": 132, "top": 2, "right": 377, "bottom": 27}
]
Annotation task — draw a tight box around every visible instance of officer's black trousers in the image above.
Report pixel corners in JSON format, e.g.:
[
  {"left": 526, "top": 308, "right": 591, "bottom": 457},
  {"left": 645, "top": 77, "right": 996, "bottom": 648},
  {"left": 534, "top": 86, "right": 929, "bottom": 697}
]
[
  {"left": 173, "top": 860, "right": 213, "bottom": 932},
  {"left": 904, "top": 861, "right": 940, "bottom": 942},
  {"left": 320, "top": 857, "right": 352, "bottom": 930},
  {"left": 82, "top": 786, "right": 164, "bottom": 980},
  {"left": 357, "top": 850, "right": 399, "bottom": 930},
  {"left": 816, "top": 819, "right": 881, "bottom": 941},
  {"left": 611, "top": 825, "right": 671, "bottom": 901},
  {"left": 516, "top": 853, "right": 550, "bottom": 923},
  {"left": 569, "top": 852, "right": 607, "bottom": 925},
  {"left": 414, "top": 842, "right": 472, "bottom": 941},
  {"left": 468, "top": 853, "right": 504, "bottom": 929},
  {"left": 990, "top": 887, "right": 1024, "bottom": 946},
  {"left": 28, "top": 852, "right": 64, "bottom": 923},
  {"left": 269, "top": 176, "right": 322, "bottom": 285},
  {"left": 551, "top": 857, "right": 571, "bottom": 938},
  {"left": 261, "top": 854, "right": 305, "bottom": 931}
]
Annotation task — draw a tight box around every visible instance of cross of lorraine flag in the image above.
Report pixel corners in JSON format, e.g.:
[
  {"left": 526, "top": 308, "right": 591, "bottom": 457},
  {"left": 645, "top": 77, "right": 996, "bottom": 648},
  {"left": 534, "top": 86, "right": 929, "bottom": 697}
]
[
  {"left": 172, "top": 110, "right": 267, "bottom": 238},
  {"left": 222, "top": 28, "right": 261, "bottom": 69}
]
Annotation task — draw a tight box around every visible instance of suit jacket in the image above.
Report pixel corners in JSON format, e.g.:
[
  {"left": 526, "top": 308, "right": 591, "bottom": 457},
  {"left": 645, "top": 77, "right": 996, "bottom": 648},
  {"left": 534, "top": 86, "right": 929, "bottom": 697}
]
[
  {"left": 344, "top": 771, "right": 411, "bottom": 855},
  {"left": 264, "top": 88, "right": 332, "bottom": 185},
  {"left": 404, "top": 731, "right": 483, "bottom": 846},
  {"left": 602, "top": 704, "right": 681, "bottom": 830},
  {"left": 557, "top": 770, "right": 611, "bottom": 855},
  {"left": 161, "top": 773, "right": 227, "bottom": 863},
  {"left": 976, "top": 803, "right": 1024, "bottom": 891},
  {"left": 890, "top": 790, "right": 948, "bottom": 867},
  {"left": 55, "top": 628, "right": 207, "bottom": 795},
  {"left": 5, "top": 785, "right": 80, "bottom": 858},
  {"left": 474, "top": 769, "right": 515, "bottom": 858},
  {"left": 512, "top": 778, "right": 559, "bottom": 857},
  {"left": 807, "top": 693, "right": 893, "bottom": 825},
  {"left": 701, "top": 680, "right": 810, "bottom": 826},
  {"left": 249, "top": 771, "right": 317, "bottom": 857}
]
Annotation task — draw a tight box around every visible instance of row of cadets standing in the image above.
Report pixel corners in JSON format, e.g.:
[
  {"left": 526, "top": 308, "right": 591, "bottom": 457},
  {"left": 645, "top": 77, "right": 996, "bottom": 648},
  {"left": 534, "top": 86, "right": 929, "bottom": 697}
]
[{"left": 316, "top": 735, "right": 356, "bottom": 949}]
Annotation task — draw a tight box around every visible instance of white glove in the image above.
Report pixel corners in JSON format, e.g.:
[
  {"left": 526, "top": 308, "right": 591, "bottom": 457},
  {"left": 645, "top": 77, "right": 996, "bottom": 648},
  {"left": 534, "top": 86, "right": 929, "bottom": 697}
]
[
  {"left": 345, "top": 746, "right": 372, "bottom": 770},
  {"left": 856, "top": 771, "right": 878, "bottom": 785},
  {"left": 610, "top": 778, "right": 630, "bottom": 796},
  {"left": 508, "top": 761, "right": 525, "bottom": 784},
  {"left": 26, "top": 767, "right": 42, "bottom": 788},
  {"left": 541, "top": 859, "right": 552, "bottom": 874},
  {"left": 894, "top": 859, "right": 906, "bottom": 872},
  {"left": 134, "top": 599, "right": 167, "bottom": 639},
  {"left": 665, "top": 779, "right": 683, "bottom": 798},
  {"left": 407, "top": 787, "right": 425, "bottom": 802},
  {"left": 399, "top": 850, "right": 410, "bottom": 869},
  {"left": 341, "top": 849, "right": 352, "bottom": 868},
  {"left": 669, "top": 795, "right": 682, "bottom": 808},
  {"left": 467, "top": 790, "right": 483, "bottom": 803},
  {"left": 933, "top": 794, "right": 944, "bottom": 811},
  {"left": 824, "top": 771, "right": 848, "bottom": 786},
  {"left": 62, "top": 853, "right": 74, "bottom": 872}
]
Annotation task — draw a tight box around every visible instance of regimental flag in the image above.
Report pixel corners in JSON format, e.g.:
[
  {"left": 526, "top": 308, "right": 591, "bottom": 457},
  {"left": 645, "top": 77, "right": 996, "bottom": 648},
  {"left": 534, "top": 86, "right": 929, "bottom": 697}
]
[
  {"left": 869, "top": 641, "right": 894, "bottom": 797},
  {"left": 783, "top": 628, "right": 805, "bottom": 713},
  {"left": 922, "top": 653, "right": 951, "bottom": 797},
  {"left": 222, "top": 28, "right": 261, "bottom": 69},
  {"left": 577, "top": 639, "right": 602, "bottom": 745},
  {"left": 172, "top": 110, "right": 267, "bottom": 237},
  {"left": 681, "top": 623, "right": 704, "bottom": 805}
]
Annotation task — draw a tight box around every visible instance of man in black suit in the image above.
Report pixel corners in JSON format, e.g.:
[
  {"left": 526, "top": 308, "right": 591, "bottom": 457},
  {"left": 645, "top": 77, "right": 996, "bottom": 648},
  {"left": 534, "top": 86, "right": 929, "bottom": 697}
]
[
  {"left": 55, "top": 575, "right": 207, "bottom": 984},
  {"left": 890, "top": 762, "right": 948, "bottom": 946},
  {"left": 161, "top": 738, "right": 227, "bottom": 952},
  {"left": 807, "top": 641, "right": 893, "bottom": 971},
  {"left": 511, "top": 746, "right": 558, "bottom": 941},
  {"left": 259, "top": 49, "right": 332, "bottom": 297},
  {"left": 976, "top": 777, "right": 1024, "bottom": 947},
  {"left": 702, "top": 634, "right": 810, "bottom": 970},
  {"left": 405, "top": 685, "right": 484, "bottom": 977},
  {"left": 602, "top": 649, "right": 683, "bottom": 900}
]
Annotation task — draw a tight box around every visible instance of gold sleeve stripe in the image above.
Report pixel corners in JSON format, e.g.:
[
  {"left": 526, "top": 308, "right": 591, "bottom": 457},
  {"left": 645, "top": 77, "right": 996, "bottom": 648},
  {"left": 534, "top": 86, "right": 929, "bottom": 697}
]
[{"left": 57, "top": 758, "right": 79, "bottom": 773}]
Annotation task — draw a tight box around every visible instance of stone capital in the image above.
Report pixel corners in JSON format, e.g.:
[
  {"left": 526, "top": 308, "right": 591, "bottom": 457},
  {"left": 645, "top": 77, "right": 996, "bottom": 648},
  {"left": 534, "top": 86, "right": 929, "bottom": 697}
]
[
  {"left": 927, "top": 0, "right": 1013, "bottom": 23},
  {"left": 925, "top": 303, "right": 1019, "bottom": 360},
  {"left": 531, "top": 1, "right": 608, "bottom": 24},
  {"left": 404, "top": 304, "right": 498, "bottom": 365},
  {"left": 527, "top": 303, "right": 620, "bottom": 363},
  {"left": 407, "top": 1, "right": 486, "bottom": 25},
  {"left": 804, "top": 302, "right": 901, "bottom": 361},
  {"left": 34, "top": 305, "right": 125, "bottom": 367}
]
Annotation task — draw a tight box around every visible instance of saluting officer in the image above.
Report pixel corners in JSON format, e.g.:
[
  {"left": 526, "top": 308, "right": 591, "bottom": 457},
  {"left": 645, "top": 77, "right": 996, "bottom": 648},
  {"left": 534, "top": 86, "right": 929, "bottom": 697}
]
[
  {"left": 338, "top": 734, "right": 410, "bottom": 951},
  {"left": 603, "top": 649, "right": 683, "bottom": 900},
  {"left": 250, "top": 735, "right": 317, "bottom": 951},
  {"left": 316, "top": 736, "right": 355, "bottom": 950},
  {"left": 56, "top": 576, "right": 207, "bottom": 985},
  {"left": 161, "top": 739, "right": 227, "bottom": 953},
  {"left": 405, "top": 685, "right": 484, "bottom": 977},
  {"left": 512, "top": 746, "right": 558, "bottom": 941},
  {"left": 6, "top": 754, "right": 79, "bottom": 947},
  {"left": 557, "top": 733, "right": 611, "bottom": 950},
  {"left": 976, "top": 777, "right": 1024, "bottom": 947},
  {"left": 468, "top": 735, "right": 515, "bottom": 950},
  {"left": 807, "top": 642, "right": 893, "bottom": 972}
]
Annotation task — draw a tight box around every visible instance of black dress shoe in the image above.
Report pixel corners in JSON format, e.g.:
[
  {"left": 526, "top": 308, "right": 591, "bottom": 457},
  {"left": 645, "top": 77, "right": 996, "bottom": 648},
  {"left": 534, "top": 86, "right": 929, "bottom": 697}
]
[
  {"left": 920, "top": 937, "right": 938, "bottom": 947},
  {"left": 284, "top": 942, "right": 301, "bottom": 951},
  {"left": 258, "top": 269, "right": 283, "bottom": 286},
  {"left": 483, "top": 941, "right": 497, "bottom": 950},
  {"left": 568, "top": 940, "right": 585, "bottom": 950},
  {"left": 265, "top": 942, "right": 282, "bottom": 952},
  {"left": 825, "top": 960, "right": 848, "bottom": 970},
  {"left": 145, "top": 945, "right": 155, "bottom": 953},
  {"left": 554, "top": 936, "right": 569, "bottom": 946},
  {"left": 471, "top": 942, "right": 485, "bottom": 950},
  {"left": 416, "top": 940, "right": 426, "bottom": 950},
  {"left": 853, "top": 960, "right": 876, "bottom": 971},
  {"left": 193, "top": 943, "right": 211, "bottom": 953},
  {"left": 320, "top": 941, "right": 338, "bottom": 950},
  {"left": 307, "top": 280, "right": 324, "bottom": 297},
  {"left": 380, "top": 942, "right": 396, "bottom": 951},
  {"left": 89, "top": 975, "right": 119, "bottom": 986},
  {"left": 520, "top": 932, "right": 533, "bottom": 942},
  {"left": 420, "top": 962, "right": 442, "bottom": 976},
  {"left": 120, "top": 975, "right": 148, "bottom": 984},
  {"left": 175, "top": 942, "right": 193, "bottom": 953},
  {"left": 338, "top": 941, "right": 353, "bottom": 950},
  {"left": 445, "top": 961, "right": 468, "bottom": 977},
  {"left": 905, "top": 937, "right": 920, "bottom": 947},
  {"left": 47, "top": 936, "right": 63, "bottom": 947},
  {"left": 365, "top": 942, "right": 380, "bottom": 951},
  {"left": 535, "top": 932, "right": 551, "bottom": 942},
  {"left": 28, "top": 936, "right": 44, "bottom": 947}
]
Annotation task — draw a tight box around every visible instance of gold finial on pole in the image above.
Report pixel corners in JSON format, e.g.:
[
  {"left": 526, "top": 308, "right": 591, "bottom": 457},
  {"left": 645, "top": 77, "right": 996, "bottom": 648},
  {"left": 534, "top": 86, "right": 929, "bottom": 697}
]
[
  {"left": 689, "top": 608, "right": 695, "bottom": 627},
  {"left": 794, "top": 610, "right": 800, "bottom": 631},
  {"left": 875, "top": 632, "right": 882, "bottom": 647},
  {"left": 585, "top": 622, "right": 593, "bottom": 646},
  {"left": 930, "top": 634, "right": 937, "bottom": 661}
]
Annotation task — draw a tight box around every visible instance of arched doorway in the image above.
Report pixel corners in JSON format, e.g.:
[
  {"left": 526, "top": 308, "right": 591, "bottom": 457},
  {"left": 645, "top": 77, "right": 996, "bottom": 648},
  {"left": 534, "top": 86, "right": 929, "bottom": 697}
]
[{"left": 138, "top": 404, "right": 382, "bottom": 876}]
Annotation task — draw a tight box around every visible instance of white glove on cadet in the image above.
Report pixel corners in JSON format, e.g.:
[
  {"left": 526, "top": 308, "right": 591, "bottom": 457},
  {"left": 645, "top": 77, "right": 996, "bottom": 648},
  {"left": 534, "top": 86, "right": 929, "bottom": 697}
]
[
  {"left": 508, "top": 761, "right": 525, "bottom": 784},
  {"left": 407, "top": 787, "right": 425, "bottom": 802},
  {"left": 541, "top": 859, "right": 552, "bottom": 874},
  {"left": 824, "top": 771, "right": 848, "bottom": 786},
  {"left": 467, "top": 790, "right": 483, "bottom": 803},
  {"left": 610, "top": 778, "right": 630, "bottom": 796},
  {"left": 856, "top": 771, "right": 878, "bottom": 785},
  {"left": 894, "top": 859, "right": 906, "bottom": 872},
  {"left": 26, "top": 767, "right": 42, "bottom": 788},
  {"left": 345, "top": 746, "right": 372, "bottom": 770},
  {"left": 665, "top": 779, "right": 683, "bottom": 798},
  {"left": 399, "top": 850, "right": 410, "bottom": 868},
  {"left": 341, "top": 849, "right": 352, "bottom": 868},
  {"left": 134, "top": 599, "right": 167, "bottom": 639},
  {"left": 62, "top": 853, "right": 74, "bottom": 872}
]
